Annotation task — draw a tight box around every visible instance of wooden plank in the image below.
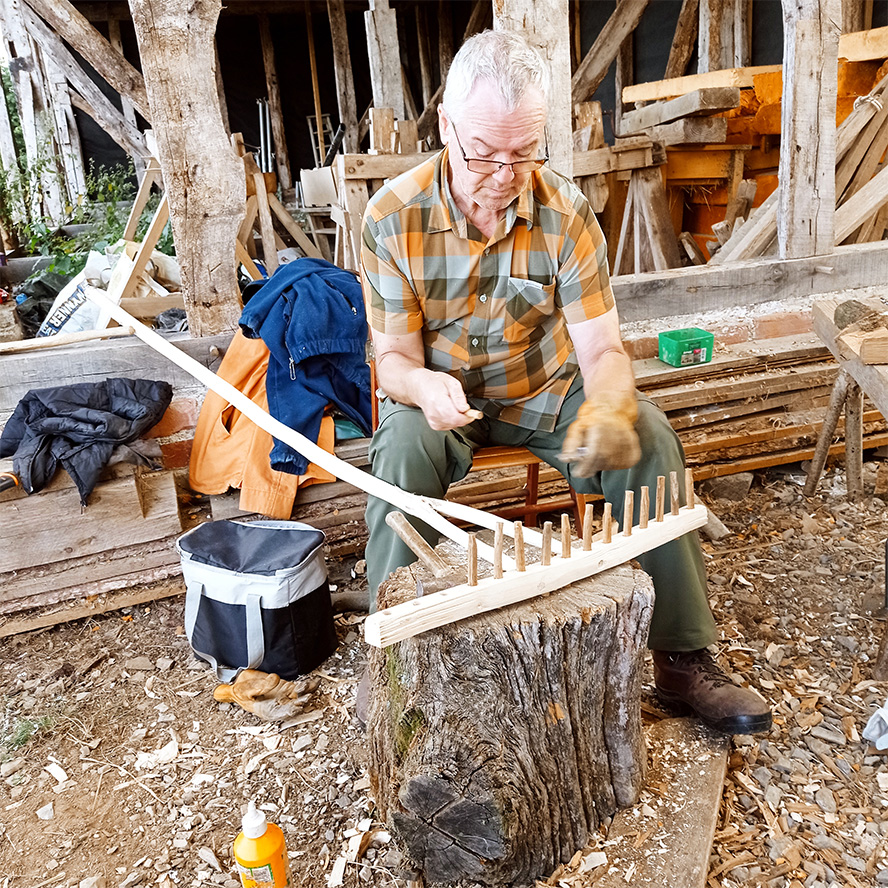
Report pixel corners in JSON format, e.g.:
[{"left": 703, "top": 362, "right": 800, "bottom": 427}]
[
  {"left": 108, "top": 196, "right": 170, "bottom": 303},
  {"left": 0, "top": 579, "right": 183, "bottom": 638},
  {"left": 595, "top": 719, "right": 728, "bottom": 888},
  {"left": 644, "top": 116, "right": 727, "bottom": 145},
  {"left": 24, "top": 0, "right": 150, "bottom": 119},
  {"left": 613, "top": 241, "right": 888, "bottom": 322},
  {"left": 364, "top": 503, "right": 708, "bottom": 647},
  {"left": 649, "top": 363, "right": 839, "bottom": 412},
  {"left": 0, "top": 326, "right": 135, "bottom": 354},
  {"left": 838, "top": 25, "right": 888, "bottom": 62},
  {"left": 668, "top": 386, "right": 834, "bottom": 431},
  {"left": 574, "top": 144, "right": 653, "bottom": 177},
  {"left": 572, "top": 0, "right": 651, "bottom": 104},
  {"left": 326, "top": 0, "right": 359, "bottom": 154},
  {"left": 0, "top": 469, "right": 181, "bottom": 576},
  {"left": 691, "top": 430, "right": 888, "bottom": 479},
  {"left": 623, "top": 64, "right": 782, "bottom": 105},
  {"left": 621, "top": 86, "right": 739, "bottom": 134},
  {"left": 663, "top": 0, "right": 700, "bottom": 80},
  {"left": 634, "top": 167, "right": 682, "bottom": 269},
  {"left": 836, "top": 162, "right": 888, "bottom": 243},
  {"left": 777, "top": 1, "right": 840, "bottom": 259},
  {"left": 268, "top": 192, "right": 324, "bottom": 259},
  {"left": 0, "top": 332, "right": 232, "bottom": 412},
  {"left": 710, "top": 189, "right": 778, "bottom": 263},
  {"left": 627, "top": 26, "right": 888, "bottom": 105},
  {"left": 0, "top": 537, "right": 183, "bottom": 617}
]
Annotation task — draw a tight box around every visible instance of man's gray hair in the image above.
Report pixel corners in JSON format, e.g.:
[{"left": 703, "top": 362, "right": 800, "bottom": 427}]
[{"left": 441, "top": 30, "right": 550, "bottom": 122}]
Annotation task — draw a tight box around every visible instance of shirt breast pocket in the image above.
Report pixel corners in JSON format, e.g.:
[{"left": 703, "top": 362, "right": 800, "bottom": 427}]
[{"left": 503, "top": 277, "right": 556, "bottom": 343}]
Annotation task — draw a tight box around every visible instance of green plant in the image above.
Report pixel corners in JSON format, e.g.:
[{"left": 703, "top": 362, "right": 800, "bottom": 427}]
[
  {"left": 4, "top": 713, "right": 56, "bottom": 752},
  {"left": 20, "top": 161, "right": 176, "bottom": 278}
]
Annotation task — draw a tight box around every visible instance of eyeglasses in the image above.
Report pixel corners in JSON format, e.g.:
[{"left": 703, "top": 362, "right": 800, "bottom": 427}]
[{"left": 450, "top": 122, "right": 548, "bottom": 175}]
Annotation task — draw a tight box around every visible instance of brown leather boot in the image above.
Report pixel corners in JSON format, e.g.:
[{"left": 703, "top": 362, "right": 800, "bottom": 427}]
[{"left": 652, "top": 649, "right": 772, "bottom": 735}]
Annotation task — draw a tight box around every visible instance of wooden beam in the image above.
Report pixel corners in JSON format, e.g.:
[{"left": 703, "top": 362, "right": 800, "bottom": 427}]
[
  {"left": 664, "top": 0, "right": 699, "bottom": 80},
  {"left": 364, "top": 503, "right": 708, "bottom": 647},
  {"left": 415, "top": 3, "right": 433, "bottom": 108},
  {"left": 644, "top": 116, "right": 727, "bottom": 145},
  {"left": 571, "top": 0, "right": 650, "bottom": 104},
  {"left": 627, "top": 26, "right": 888, "bottom": 104},
  {"left": 365, "top": 0, "right": 405, "bottom": 120},
  {"left": 698, "top": 0, "right": 727, "bottom": 73},
  {"left": 611, "top": 240, "right": 888, "bottom": 324},
  {"left": 835, "top": 162, "right": 888, "bottom": 243},
  {"left": 625, "top": 63, "right": 782, "bottom": 104},
  {"left": 108, "top": 18, "right": 146, "bottom": 179},
  {"left": 438, "top": 0, "right": 454, "bottom": 83},
  {"left": 258, "top": 13, "right": 292, "bottom": 191},
  {"left": 130, "top": 0, "right": 245, "bottom": 337},
  {"left": 620, "top": 86, "right": 739, "bottom": 134},
  {"left": 327, "top": 0, "right": 359, "bottom": 154},
  {"left": 838, "top": 25, "right": 888, "bottom": 61},
  {"left": 777, "top": 0, "right": 840, "bottom": 259},
  {"left": 613, "top": 0, "right": 634, "bottom": 137},
  {"left": 494, "top": 0, "right": 572, "bottom": 177},
  {"left": 19, "top": 2, "right": 146, "bottom": 160},
  {"left": 22, "top": 0, "right": 150, "bottom": 120}
]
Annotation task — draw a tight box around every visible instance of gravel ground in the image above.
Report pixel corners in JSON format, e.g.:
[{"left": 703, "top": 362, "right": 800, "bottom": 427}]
[{"left": 1, "top": 459, "right": 888, "bottom": 887}]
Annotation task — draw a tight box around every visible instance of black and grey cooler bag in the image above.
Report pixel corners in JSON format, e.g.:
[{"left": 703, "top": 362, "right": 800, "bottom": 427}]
[{"left": 177, "top": 519, "right": 337, "bottom": 681}]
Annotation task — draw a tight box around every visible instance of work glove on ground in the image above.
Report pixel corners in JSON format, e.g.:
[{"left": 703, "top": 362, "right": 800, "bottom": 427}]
[
  {"left": 213, "top": 669, "right": 320, "bottom": 722},
  {"left": 558, "top": 390, "right": 641, "bottom": 476}
]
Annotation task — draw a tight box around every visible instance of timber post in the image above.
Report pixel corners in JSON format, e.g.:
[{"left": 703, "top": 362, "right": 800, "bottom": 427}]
[{"left": 129, "top": 0, "right": 245, "bottom": 337}]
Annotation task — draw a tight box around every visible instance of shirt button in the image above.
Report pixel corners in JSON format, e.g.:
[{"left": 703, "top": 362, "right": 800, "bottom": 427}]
[
  {"left": 483, "top": 248, "right": 490, "bottom": 255},
  {"left": 471, "top": 338, "right": 479, "bottom": 347},
  {"left": 479, "top": 294, "right": 488, "bottom": 303}
]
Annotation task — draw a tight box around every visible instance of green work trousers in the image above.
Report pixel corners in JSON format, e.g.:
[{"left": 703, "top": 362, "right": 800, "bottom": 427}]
[{"left": 364, "top": 377, "right": 717, "bottom": 651}]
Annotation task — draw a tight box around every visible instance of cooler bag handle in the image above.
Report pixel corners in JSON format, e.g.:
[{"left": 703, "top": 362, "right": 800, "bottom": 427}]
[{"left": 184, "top": 581, "right": 266, "bottom": 682}]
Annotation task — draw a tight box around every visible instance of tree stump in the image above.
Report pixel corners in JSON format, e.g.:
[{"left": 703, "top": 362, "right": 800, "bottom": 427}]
[{"left": 366, "top": 541, "right": 654, "bottom": 887}]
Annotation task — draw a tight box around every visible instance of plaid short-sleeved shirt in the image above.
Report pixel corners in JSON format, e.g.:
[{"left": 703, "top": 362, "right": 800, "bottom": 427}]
[{"left": 360, "top": 148, "right": 614, "bottom": 431}]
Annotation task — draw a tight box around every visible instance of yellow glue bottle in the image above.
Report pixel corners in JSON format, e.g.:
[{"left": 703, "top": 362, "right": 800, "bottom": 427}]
[{"left": 233, "top": 800, "right": 292, "bottom": 888}]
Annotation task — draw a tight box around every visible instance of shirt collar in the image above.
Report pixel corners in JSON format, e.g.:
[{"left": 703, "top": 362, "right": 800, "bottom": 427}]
[{"left": 429, "top": 147, "right": 536, "bottom": 239}]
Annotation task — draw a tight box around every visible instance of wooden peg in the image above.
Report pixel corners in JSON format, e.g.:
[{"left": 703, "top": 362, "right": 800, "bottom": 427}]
[
  {"left": 385, "top": 511, "right": 451, "bottom": 577},
  {"left": 494, "top": 522, "right": 504, "bottom": 579},
  {"left": 602, "top": 502, "right": 613, "bottom": 544},
  {"left": 561, "top": 513, "right": 571, "bottom": 559},
  {"left": 515, "top": 521, "right": 526, "bottom": 572},
  {"left": 623, "top": 490, "right": 634, "bottom": 536},
  {"left": 582, "top": 503, "right": 595, "bottom": 551},
  {"left": 467, "top": 533, "right": 478, "bottom": 587},
  {"left": 542, "top": 521, "right": 553, "bottom": 566},
  {"left": 670, "top": 471, "right": 680, "bottom": 515},
  {"left": 656, "top": 475, "right": 665, "bottom": 522},
  {"left": 639, "top": 486, "right": 650, "bottom": 530},
  {"left": 685, "top": 468, "right": 695, "bottom": 509}
]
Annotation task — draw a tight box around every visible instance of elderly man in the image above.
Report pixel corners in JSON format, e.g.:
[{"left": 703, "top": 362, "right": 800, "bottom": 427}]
[{"left": 359, "top": 30, "right": 770, "bottom": 736}]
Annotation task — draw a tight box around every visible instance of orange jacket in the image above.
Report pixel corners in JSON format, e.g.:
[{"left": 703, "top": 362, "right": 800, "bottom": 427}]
[{"left": 189, "top": 331, "right": 335, "bottom": 519}]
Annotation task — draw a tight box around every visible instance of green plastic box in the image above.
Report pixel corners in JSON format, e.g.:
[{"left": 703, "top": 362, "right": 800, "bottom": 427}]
[{"left": 658, "top": 328, "right": 714, "bottom": 367}]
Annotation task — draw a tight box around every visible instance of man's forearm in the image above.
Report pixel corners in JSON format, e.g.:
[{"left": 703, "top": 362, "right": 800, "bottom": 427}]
[
  {"left": 375, "top": 351, "right": 434, "bottom": 408},
  {"left": 582, "top": 348, "right": 636, "bottom": 401}
]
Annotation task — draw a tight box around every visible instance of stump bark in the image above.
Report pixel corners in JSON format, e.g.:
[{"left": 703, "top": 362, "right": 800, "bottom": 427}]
[{"left": 367, "top": 542, "right": 654, "bottom": 887}]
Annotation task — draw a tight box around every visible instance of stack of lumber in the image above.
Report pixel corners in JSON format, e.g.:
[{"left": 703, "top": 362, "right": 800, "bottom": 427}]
[
  {"left": 0, "top": 461, "right": 184, "bottom": 616},
  {"left": 636, "top": 333, "right": 888, "bottom": 478},
  {"left": 712, "top": 71, "right": 888, "bottom": 264}
]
